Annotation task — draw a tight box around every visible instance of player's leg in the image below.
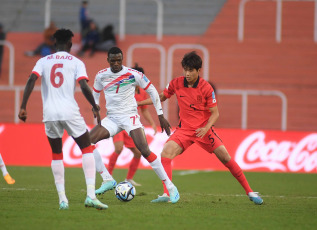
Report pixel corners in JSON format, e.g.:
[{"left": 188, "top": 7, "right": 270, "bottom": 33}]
[
  {"left": 73, "top": 131, "right": 108, "bottom": 210},
  {"left": 151, "top": 140, "right": 183, "bottom": 203},
  {"left": 213, "top": 145, "right": 263, "bottom": 205},
  {"left": 65, "top": 119, "right": 107, "bottom": 210},
  {"left": 200, "top": 128, "right": 263, "bottom": 205},
  {"left": 47, "top": 135, "right": 69, "bottom": 210},
  {"left": 130, "top": 127, "right": 180, "bottom": 203},
  {"left": 124, "top": 131, "right": 142, "bottom": 186},
  {"left": 125, "top": 147, "right": 142, "bottom": 186},
  {"left": 0, "top": 153, "right": 15, "bottom": 184},
  {"left": 90, "top": 117, "right": 117, "bottom": 195},
  {"left": 108, "top": 133, "right": 124, "bottom": 175}
]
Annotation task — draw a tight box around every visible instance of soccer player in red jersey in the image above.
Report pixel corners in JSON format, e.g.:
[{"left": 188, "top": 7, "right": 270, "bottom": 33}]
[
  {"left": 138, "top": 51, "right": 263, "bottom": 205},
  {"left": 107, "top": 64, "right": 157, "bottom": 186}
]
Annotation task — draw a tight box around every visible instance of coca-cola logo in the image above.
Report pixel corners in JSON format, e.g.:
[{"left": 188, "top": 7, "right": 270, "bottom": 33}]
[
  {"left": 63, "top": 127, "right": 169, "bottom": 166},
  {"left": 235, "top": 131, "right": 317, "bottom": 172}
]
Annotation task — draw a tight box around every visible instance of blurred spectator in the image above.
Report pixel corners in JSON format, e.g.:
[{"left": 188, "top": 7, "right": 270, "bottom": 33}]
[
  {"left": 0, "top": 23, "right": 5, "bottom": 76},
  {"left": 96, "top": 24, "right": 116, "bottom": 52},
  {"left": 79, "top": 1, "right": 90, "bottom": 43},
  {"left": 77, "top": 20, "right": 99, "bottom": 57},
  {"left": 25, "top": 22, "right": 57, "bottom": 57}
]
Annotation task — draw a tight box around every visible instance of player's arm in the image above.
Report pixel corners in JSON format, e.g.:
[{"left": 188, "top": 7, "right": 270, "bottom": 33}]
[
  {"left": 139, "top": 107, "right": 157, "bottom": 135},
  {"left": 137, "top": 92, "right": 167, "bottom": 106},
  {"left": 78, "top": 79, "right": 101, "bottom": 126},
  {"left": 144, "top": 84, "right": 171, "bottom": 136},
  {"left": 196, "top": 106, "right": 219, "bottom": 138},
  {"left": 18, "top": 73, "right": 38, "bottom": 122}
]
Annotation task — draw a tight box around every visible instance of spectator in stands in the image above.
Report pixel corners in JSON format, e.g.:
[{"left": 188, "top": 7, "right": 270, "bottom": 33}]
[
  {"left": 0, "top": 23, "right": 5, "bottom": 76},
  {"left": 25, "top": 21, "right": 57, "bottom": 57},
  {"left": 77, "top": 20, "right": 99, "bottom": 57},
  {"left": 79, "top": 1, "right": 90, "bottom": 43},
  {"left": 96, "top": 24, "right": 116, "bottom": 52}
]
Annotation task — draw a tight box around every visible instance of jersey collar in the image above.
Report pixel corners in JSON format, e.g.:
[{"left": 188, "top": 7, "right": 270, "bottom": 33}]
[{"left": 184, "top": 76, "right": 200, "bottom": 88}]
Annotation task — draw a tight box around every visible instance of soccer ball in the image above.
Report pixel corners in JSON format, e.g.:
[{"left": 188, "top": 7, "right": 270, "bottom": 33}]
[{"left": 115, "top": 181, "right": 136, "bottom": 202}]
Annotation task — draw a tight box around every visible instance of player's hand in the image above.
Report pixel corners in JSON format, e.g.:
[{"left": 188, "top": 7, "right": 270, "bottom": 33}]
[
  {"left": 18, "top": 108, "right": 27, "bottom": 122},
  {"left": 158, "top": 114, "right": 171, "bottom": 136},
  {"left": 92, "top": 105, "right": 101, "bottom": 126},
  {"left": 195, "top": 127, "right": 209, "bottom": 138}
]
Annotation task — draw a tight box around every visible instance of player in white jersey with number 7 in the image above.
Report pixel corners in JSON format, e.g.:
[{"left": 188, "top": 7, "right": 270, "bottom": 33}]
[
  {"left": 89, "top": 47, "right": 180, "bottom": 204},
  {"left": 18, "top": 29, "right": 108, "bottom": 210}
]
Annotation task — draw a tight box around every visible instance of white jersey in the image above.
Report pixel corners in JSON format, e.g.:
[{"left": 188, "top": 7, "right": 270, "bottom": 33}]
[
  {"left": 93, "top": 65, "right": 152, "bottom": 116},
  {"left": 32, "top": 51, "right": 88, "bottom": 122}
]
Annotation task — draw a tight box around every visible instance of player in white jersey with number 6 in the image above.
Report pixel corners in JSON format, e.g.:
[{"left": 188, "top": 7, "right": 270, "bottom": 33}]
[
  {"left": 18, "top": 29, "right": 108, "bottom": 210},
  {"left": 89, "top": 47, "right": 180, "bottom": 204}
]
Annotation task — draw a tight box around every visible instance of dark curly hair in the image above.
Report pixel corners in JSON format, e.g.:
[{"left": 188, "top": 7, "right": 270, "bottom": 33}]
[
  {"left": 181, "top": 51, "right": 202, "bottom": 71},
  {"left": 53, "top": 29, "right": 74, "bottom": 44}
]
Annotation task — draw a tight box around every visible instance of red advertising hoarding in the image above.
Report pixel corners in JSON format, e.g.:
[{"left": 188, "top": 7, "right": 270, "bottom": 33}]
[{"left": 0, "top": 123, "right": 316, "bottom": 173}]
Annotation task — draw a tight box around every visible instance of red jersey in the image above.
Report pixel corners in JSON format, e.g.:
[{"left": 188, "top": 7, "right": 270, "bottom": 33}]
[{"left": 163, "top": 76, "right": 217, "bottom": 131}]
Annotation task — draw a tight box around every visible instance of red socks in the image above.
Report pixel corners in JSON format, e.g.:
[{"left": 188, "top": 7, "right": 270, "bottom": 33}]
[
  {"left": 108, "top": 152, "right": 119, "bottom": 175},
  {"left": 161, "top": 157, "right": 172, "bottom": 195},
  {"left": 145, "top": 152, "right": 157, "bottom": 163},
  {"left": 126, "top": 157, "right": 140, "bottom": 180},
  {"left": 225, "top": 158, "right": 253, "bottom": 194},
  {"left": 52, "top": 152, "right": 63, "bottom": 160}
]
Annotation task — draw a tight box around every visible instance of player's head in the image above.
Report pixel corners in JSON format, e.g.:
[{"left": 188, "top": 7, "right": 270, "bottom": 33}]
[
  {"left": 181, "top": 51, "right": 202, "bottom": 85},
  {"left": 132, "top": 63, "right": 145, "bottom": 74},
  {"left": 107, "top": 47, "right": 123, "bottom": 73},
  {"left": 181, "top": 51, "right": 202, "bottom": 71},
  {"left": 53, "top": 29, "right": 74, "bottom": 52}
]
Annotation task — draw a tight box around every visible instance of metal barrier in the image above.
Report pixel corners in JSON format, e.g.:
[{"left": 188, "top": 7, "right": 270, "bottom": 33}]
[
  {"left": 238, "top": 0, "right": 317, "bottom": 43},
  {"left": 217, "top": 89, "right": 287, "bottom": 130},
  {"left": 0, "top": 40, "right": 15, "bottom": 86},
  {"left": 126, "top": 43, "right": 166, "bottom": 89},
  {"left": 0, "top": 86, "right": 288, "bottom": 130},
  {"left": 44, "top": 0, "right": 52, "bottom": 29},
  {"left": 0, "top": 85, "right": 82, "bottom": 124},
  {"left": 119, "top": 0, "right": 163, "bottom": 41}
]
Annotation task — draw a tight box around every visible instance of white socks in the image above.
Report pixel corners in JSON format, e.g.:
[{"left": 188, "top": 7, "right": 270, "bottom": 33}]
[
  {"left": 52, "top": 153, "right": 97, "bottom": 203},
  {"left": 149, "top": 158, "right": 174, "bottom": 191},
  {"left": 93, "top": 148, "right": 113, "bottom": 181},
  {"left": 82, "top": 153, "right": 96, "bottom": 199},
  {"left": 51, "top": 160, "right": 68, "bottom": 204}
]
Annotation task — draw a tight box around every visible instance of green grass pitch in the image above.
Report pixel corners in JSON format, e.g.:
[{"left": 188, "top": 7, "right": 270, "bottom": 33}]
[{"left": 1, "top": 166, "right": 317, "bottom": 230}]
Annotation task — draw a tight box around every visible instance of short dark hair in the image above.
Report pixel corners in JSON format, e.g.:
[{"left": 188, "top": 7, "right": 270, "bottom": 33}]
[
  {"left": 181, "top": 51, "right": 202, "bottom": 71},
  {"left": 132, "top": 63, "right": 144, "bottom": 74},
  {"left": 108, "top": 47, "right": 123, "bottom": 57},
  {"left": 53, "top": 29, "right": 74, "bottom": 44}
]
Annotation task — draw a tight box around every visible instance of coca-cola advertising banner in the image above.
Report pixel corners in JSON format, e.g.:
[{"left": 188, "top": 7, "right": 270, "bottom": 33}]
[{"left": 0, "top": 123, "right": 316, "bottom": 173}]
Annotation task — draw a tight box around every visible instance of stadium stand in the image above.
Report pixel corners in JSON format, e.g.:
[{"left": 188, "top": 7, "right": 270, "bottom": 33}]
[{"left": 0, "top": 0, "right": 316, "bottom": 131}]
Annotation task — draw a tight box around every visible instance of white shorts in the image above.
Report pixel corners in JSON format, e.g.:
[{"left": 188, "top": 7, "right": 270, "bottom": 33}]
[
  {"left": 101, "top": 113, "right": 143, "bottom": 137},
  {"left": 44, "top": 118, "right": 87, "bottom": 139}
]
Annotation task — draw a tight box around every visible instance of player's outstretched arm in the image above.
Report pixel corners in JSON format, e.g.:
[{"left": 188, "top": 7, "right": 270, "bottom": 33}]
[
  {"left": 78, "top": 79, "right": 101, "bottom": 126},
  {"left": 19, "top": 74, "right": 38, "bottom": 122},
  {"left": 137, "top": 92, "right": 167, "bottom": 106}
]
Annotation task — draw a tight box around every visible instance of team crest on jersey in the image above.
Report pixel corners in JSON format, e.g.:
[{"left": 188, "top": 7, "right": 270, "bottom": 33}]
[{"left": 142, "top": 74, "right": 149, "bottom": 82}]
